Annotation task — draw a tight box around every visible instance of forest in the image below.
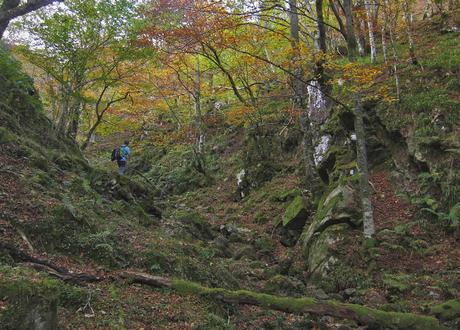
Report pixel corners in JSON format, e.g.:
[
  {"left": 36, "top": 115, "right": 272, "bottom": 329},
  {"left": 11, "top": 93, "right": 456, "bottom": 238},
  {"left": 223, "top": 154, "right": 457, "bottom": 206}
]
[{"left": 0, "top": 0, "right": 459, "bottom": 329}]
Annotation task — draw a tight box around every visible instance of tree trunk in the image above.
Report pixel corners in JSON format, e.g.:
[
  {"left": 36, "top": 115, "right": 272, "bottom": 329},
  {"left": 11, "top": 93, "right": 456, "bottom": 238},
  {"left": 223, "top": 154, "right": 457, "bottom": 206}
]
[
  {"left": 385, "top": 0, "right": 401, "bottom": 101},
  {"left": 81, "top": 117, "right": 101, "bottom": 150},
  {"left": 56, "top": 92, "right": 70, "bottom": 136},
  {"left": 358, "top": 19, "right": 367, "bottom": 56},
  {"left": 353, "top": 93, "right": 375, "bottom": 238},
  {"left": 195, "top": 56, "right": 204, "bottom": 154},
  {"left": 0, "top": 20, "right": 8, "bottom": 39},
  {"left": 289, "top": 0, "right": 321, "bottom": 186},
  {"left": 68, "top": 101, "right": 83, "bottom": 140},
  {"left": 381, "top": 26, "right": 389, "bottom": 64},
  {"left": 364, "top": 0, "right": 377, "bottom": 63},
  {"left": 402, "top": 0, "right": 418, "bottom": 65},
  {"left": 344, "top": 0, "right": 359, "bottom": 60},
  {"left": 344, "top": 2, "right": 375, "bottom": 238}
]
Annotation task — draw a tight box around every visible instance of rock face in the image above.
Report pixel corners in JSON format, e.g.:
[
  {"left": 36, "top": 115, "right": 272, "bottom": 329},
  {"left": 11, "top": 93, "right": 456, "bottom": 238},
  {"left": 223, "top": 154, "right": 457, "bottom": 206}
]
[
  {"left": 3, "top": 297, "right": 58, "bottom": 330},
  {"left": 22, "top": 299, "right": 58, "bottom": 330},
  {"left": 301, "top": 184, "right": 361, "bottom": 279}
]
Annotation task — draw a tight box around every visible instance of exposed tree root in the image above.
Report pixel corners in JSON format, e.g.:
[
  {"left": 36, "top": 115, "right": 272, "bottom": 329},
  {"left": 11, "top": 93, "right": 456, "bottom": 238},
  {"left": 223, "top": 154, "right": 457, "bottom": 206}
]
[{"left": 0, "top": 242, "right": 102, "bottom": 283}]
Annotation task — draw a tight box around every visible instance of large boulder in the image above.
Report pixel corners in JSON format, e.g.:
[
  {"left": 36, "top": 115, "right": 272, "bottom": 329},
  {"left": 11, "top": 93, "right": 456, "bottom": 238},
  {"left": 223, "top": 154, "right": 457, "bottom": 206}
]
[
  {"left": 301, "top": 184, "right": 362, "bottom": 280},
  {"left": 282, "top": 195, "right": 309, "bottom": 229}
]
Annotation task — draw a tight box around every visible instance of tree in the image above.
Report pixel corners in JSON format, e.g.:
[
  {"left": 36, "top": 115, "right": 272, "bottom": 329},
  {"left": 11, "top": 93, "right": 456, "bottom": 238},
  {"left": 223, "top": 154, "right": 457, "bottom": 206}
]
[
  {"left": 0, "top": 0, "right": 63, "bottom": 39},
  {"left": 16, "top": 0, "right": 145, "bottom": 140}
]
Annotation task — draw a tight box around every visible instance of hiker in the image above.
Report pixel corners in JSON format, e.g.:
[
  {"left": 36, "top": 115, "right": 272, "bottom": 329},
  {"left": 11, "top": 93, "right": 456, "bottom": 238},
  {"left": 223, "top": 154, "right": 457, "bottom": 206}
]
[{"left": 111, "top": 140, "right": 131, "bottom": 175}]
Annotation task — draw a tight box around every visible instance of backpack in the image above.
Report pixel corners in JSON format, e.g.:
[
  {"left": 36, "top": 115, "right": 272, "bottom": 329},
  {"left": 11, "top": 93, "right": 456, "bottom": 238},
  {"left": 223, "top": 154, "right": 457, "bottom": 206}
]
[{"left": 111, "top": 148, "right": 121, "bottom": 162}]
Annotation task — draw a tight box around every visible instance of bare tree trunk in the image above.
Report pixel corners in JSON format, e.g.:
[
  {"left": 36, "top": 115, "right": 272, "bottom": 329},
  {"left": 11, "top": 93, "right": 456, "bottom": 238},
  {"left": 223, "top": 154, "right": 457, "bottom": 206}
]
[
  {"left": 358, "top": 19, "right": 367, "bottom": 56},
  {"left": 402, "top": 0, "right": 418, "bottom": 65},
  {"left": 384, "top": 0, "right": 401, "bottom": 101},
  {"left": 194, "top": 56, "right": 204, "bottom": 154},
  {"left": 0, "top": 20, "right": 8, "bottom": 38},
  {"left": 57, "top": 92, "right": 70, "bottom": 136},
  {"left": 344, "top": 0, "right": 359, "bottom": 60},
  {"left": 388, "top": 23, "right": 401, "bottom": 101},
  {"left": 344, "top": 2, "right": 375, "bottom": 238},
  {"left": 353, "top": 93, "right": 375, "bottom": 238},
  {"left": 289, "top": 0, "right": 320, "bottom": 186},
  {"left": 364, "top": 0, "right": 377, "bottom": 63},
  {"left": 381, "top": 26, "right": 389, "bottom": 64},
  {"left": 68, "top": 101, "right": 83, "bottom": 139}
]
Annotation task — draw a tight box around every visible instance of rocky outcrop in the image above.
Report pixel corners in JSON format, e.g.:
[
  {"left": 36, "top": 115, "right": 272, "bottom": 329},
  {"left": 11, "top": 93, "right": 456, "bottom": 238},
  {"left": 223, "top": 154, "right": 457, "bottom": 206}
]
[{"left": 301, "top": 184, "right": 362, "bottom": 279}]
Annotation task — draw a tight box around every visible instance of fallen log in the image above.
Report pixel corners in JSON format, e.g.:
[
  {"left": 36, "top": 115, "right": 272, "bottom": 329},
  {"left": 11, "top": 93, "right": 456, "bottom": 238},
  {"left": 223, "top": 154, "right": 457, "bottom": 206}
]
[
  {"left": 0, "top": 244, "right": 446, "bottom": 329},
  {"left": 121, "top": 271, "right": 444, "bottom": 330}
]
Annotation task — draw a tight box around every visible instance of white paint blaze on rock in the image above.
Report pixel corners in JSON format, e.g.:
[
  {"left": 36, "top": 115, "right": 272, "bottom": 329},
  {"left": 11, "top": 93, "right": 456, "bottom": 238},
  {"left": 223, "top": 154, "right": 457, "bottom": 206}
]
[
  {"left": 237, "top": 169, "right": 246, "bottom": 198},
  {"left": 308, "top": 80, "right": 329, "bottom": 124},
  {"left": 314, "top": 135, "right": 331, "bottom": 166}
]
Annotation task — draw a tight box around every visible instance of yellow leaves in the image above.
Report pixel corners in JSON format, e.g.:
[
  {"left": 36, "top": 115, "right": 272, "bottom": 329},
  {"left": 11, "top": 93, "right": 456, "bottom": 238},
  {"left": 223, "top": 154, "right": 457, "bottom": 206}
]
[
  {"left": 224, "top": 105, "right": 256, "bottom": 127},
  {"left": 340, "top": 63, "right": 383, "bottom": 88}
]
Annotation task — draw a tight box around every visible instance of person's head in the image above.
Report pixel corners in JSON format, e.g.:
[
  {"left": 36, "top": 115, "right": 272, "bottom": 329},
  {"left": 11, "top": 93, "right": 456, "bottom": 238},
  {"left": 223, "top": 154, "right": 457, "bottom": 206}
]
[{"left": 124, "top": 140, "right": 129, "bottom": 146}]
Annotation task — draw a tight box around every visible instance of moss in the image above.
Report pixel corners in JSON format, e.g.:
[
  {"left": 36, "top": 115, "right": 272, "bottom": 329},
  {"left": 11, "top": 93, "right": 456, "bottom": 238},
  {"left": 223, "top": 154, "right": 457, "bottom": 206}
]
[
  {"left": 382, "top": 274, "right": 413, "bottom": 294},
  {"left": 0, "top": 127, "right": 16, "bottom": 144},
  {"left": 263, "top": 275, "right": 306, "bottom": 296},
  {"left": 430, "top": 298, "right": 460, "bottom": 321},
  {"left": 176, "top": 211, "right": 214, "bottom": 241},
  {"left": 314, "top": 193, "right": 340, "bottom": 223},
  {"left": 282, "top": 195, "right": 308, "bottom": 228},
  {"left": 0, "top": 265, "right": 87, "bottom": 329},
  {"left": 275, "top": 188, "right": 302, "bottom": 202},
  {"left": 172, "top": 278, "right": 442, "bottom": 329},
  {"left": 347, "top": 304, "right": 443, "bottom": 329}
]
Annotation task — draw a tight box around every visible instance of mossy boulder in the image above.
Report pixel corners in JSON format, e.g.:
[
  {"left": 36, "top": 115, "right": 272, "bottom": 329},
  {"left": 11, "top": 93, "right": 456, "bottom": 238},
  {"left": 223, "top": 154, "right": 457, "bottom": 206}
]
[
  {"left": 300, "top": 184, "right": 362, "bottom": 282},
  {"left": 274, "top": 188, "right": 301, "bottom": 203},
  {"left": 176, "top": 211, "right": 214, "bottom": 241},
  {"left": 382, "top": 273, "right": 413, "bottom": 294},
  {"left": 263, "top": 275, "right": 306, "bottom": 297},
  {"left": 430, "top": 298, "right": 460, "bottom": 321},
  {"left": 306, "top": 223, "right": 350, "bottom": 282},
  {"left": 302, "top": 184, "right": 361, "bottom": 253},
  {"left": 0, "top": 266, "right": 86, "bottom": 330},
  {"left": 282, "top": 195, "right": 308, "bottom": 229}
]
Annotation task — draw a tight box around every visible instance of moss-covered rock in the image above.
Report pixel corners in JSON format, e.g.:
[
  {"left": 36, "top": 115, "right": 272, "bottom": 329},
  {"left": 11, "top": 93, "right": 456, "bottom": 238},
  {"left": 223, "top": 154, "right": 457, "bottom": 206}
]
[
  {"left": 263, "top": 275, "right": 306, "bottom": 297},
  {"left": 302, "top": 184, "right": 360, "bottom": 255},
  {"left": 176, "top": 211, "right": 215, "bottom": 241},
  {"left": 382, "top": 273, "right": 413, "bottom": 294},
  {"left": 275, "top": 188, "right": 302, "bottom": 202},
  {"left": 282, "top": 195, "right": 308, "bottom": 229},
  {"left": 430, "top": 298, "right": 460, "bottom": 321},
  {"left": 0, "top": 266, "right": 86, "bottom": 330}
]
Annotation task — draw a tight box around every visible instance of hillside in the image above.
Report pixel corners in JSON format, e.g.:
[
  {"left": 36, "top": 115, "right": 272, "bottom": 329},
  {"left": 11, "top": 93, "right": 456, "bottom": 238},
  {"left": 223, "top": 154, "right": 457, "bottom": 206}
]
[{"left": 1, "top": 6, "right": 460, "bottom": 330}]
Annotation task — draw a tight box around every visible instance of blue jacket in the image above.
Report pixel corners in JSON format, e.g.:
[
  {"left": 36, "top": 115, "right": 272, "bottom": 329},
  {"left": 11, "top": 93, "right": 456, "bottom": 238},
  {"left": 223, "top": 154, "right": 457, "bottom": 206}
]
[{"left": 120, "top": 145, "right": 130, "bottom": 162}]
